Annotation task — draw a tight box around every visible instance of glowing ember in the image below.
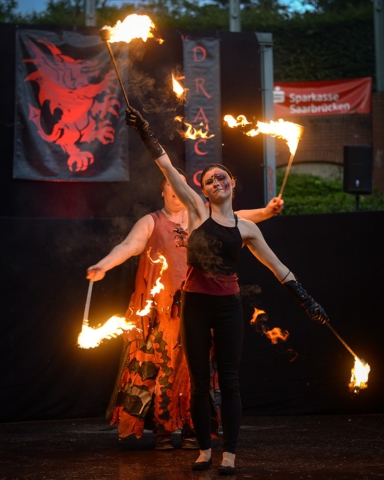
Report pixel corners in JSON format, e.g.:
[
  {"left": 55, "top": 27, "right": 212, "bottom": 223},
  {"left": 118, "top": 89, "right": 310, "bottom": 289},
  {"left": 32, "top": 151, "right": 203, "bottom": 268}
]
[
  {"left": 349, "top": 357, "right": 370, "bottom": 392},
  {"left": 101, "top": 14, "right": 162, "bottom": 44},
  {"left": 78, "top": 316, "right": 137, "bottom": 349},
  {"left": 224, "top": 114, "right": 304, "bottom": 156},
  {"left": 175, "top": 116, "right": 215, "bottom": 140}
]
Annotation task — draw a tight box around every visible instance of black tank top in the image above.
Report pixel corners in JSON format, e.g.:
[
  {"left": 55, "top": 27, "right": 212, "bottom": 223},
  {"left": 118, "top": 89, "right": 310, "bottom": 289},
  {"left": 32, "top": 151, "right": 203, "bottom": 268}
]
[{"left": 187, "top": 213, "right": 242, "bottom": 276}]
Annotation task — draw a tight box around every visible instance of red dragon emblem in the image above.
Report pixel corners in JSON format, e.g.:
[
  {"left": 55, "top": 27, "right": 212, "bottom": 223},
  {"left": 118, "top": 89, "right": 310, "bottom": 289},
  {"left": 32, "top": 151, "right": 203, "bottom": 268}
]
[{"left": 24, "top": 39, "right": 120, "bottom": 172}]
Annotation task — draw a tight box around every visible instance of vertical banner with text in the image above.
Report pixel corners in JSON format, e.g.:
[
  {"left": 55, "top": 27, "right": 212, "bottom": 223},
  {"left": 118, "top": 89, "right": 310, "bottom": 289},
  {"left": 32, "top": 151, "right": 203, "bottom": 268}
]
[{"left": 183, "top": 38, "right": 222, "bottom": 193}]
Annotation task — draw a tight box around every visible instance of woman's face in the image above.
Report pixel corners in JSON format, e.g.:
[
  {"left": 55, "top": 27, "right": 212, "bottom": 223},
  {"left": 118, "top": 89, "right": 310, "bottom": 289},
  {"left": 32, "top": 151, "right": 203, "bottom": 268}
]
[{"left": 201, "top": 168, "right": 235, "bottom": 201}]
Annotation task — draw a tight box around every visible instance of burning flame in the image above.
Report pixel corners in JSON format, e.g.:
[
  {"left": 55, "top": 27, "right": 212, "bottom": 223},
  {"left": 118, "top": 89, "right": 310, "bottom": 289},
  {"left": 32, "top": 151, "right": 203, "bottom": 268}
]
[
  {"left": 79, "top": 250, "right": 168, "bottom": 347},
  {"left": 264, "top": 327, "right": 290, "bottom": 344},
  {"left": 136, "top": 250, "right": 168, "bottom": 317},
  {"left": 101, "top": 14, "right": 163, "bottom": 44},
  {"left": 147, "top": 249, "right": 168, "bottom": 275},
  {"left": 172, "top": 74, "right": 188, "bottom": 101},
  {"left": 250, "top": 308, "right": 266, "bottom": 325},
  {"left": 224, "top": 114, "right": 304, "bottom": 156},
  {"left": 136, "top": 300, "right": 154, "bottom": 317},
  {"left": 78, "top": 316, "right": 137, "bottom": 349},
  {"left": 223, "top": 114, "right": 252, "bottom": 128},
  {"left": 349, "top": 357, "right": 370, "bottom": 392},
  {"left": 250, "top": 308, "right": 289, "bottom": 344},
  {"left": 175, "top": 116, "right": 215, "bottom": 140}
]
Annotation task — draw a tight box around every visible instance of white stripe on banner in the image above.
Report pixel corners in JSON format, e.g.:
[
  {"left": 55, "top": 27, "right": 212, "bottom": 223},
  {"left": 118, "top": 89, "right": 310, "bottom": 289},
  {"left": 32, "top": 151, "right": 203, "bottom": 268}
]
[{"left": 182, "top": 38, "right": 222, "bottom": 194}]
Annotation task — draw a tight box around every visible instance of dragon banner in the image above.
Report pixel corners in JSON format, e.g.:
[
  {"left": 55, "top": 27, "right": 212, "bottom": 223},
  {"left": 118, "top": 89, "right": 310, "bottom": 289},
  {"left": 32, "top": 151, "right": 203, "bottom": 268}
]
[{"left": 14, "top": 29, "right": 129, "bottom": 181}]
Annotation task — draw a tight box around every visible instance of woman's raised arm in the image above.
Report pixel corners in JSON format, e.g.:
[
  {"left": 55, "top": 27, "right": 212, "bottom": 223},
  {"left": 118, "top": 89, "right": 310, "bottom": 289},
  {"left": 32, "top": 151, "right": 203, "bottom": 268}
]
[{"left": 125, "top": 106, "right": 207, "bottom": 228}]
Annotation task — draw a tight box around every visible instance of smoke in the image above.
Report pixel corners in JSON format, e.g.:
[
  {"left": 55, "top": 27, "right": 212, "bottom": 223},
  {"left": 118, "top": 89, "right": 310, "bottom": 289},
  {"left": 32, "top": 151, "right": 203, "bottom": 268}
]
[
  {"left": 240, "top": 284, "right": 262, "bottom": 298},
  {"left": 188, "top": 230, "right": 226, "bottom": 276}
]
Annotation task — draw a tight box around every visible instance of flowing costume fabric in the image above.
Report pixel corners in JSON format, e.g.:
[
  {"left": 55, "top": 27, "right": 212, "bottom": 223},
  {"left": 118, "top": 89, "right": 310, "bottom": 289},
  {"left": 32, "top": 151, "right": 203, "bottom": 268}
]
[{"left": 107, "top": 211, "right": 219, "bottom": 439}]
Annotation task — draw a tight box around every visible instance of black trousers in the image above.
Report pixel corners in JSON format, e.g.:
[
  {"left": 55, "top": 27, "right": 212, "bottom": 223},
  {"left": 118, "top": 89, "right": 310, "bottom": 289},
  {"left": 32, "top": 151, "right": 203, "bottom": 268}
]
[{"left": 180, "top": 291, "right": 244, "bottom": 454}]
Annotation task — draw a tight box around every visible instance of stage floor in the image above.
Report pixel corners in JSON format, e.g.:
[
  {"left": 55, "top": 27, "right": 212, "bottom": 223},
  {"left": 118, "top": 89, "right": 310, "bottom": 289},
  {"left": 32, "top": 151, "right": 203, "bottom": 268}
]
[{"left": 0, "top": 415, "right": 383, "bottom": 479}]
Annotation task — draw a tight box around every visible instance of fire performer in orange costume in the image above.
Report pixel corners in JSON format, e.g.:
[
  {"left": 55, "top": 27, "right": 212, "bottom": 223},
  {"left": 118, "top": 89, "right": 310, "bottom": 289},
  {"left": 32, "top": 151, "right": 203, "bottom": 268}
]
[
  {"left": 87, "top": 175, "right": 282, "bottom": 451},
  {"left": 125, "top": 105, "right": 328, "bottom": 475}
]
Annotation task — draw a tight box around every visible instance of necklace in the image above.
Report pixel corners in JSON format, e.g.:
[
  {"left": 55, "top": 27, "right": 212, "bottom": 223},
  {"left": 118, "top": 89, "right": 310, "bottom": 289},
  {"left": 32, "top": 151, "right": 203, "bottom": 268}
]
[{"left": 162, "top": 207, "right": 186, "bottom": 226}]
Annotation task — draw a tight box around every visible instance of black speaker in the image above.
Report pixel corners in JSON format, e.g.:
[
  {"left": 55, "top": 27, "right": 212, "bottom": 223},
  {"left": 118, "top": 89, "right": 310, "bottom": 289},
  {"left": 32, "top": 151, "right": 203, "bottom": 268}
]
[{"left": 343, "top": 145, "right": 372, "bottom": 194}]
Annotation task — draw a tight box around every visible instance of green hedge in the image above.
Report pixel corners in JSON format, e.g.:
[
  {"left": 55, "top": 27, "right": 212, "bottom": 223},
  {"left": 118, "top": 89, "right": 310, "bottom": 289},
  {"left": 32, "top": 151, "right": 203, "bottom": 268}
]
[{"left": 276, "top": 171, "right": 384, "bottom": 215}]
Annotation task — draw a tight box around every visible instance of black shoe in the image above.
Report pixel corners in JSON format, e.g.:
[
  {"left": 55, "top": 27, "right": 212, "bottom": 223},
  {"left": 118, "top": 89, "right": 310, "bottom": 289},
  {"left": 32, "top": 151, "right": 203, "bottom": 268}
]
[
  {"left": 155, "top": 434, "right": 174, "bottom": 451},
  {"left": 181, "top": 436, "right": 199, "bottom": 450},
  {"left": 191, "top": 458, "right": 212, "bottom": 471},
  {"left": 218, "top": 464, "right": 237, "bottom": 475}
]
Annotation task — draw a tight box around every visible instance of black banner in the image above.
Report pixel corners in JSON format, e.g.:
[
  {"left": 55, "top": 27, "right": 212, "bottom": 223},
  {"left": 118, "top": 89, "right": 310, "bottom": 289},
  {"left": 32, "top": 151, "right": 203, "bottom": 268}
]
[
  {"left": 182, "top": 37, "right": 222, "bottom": 193},
  {"left": 14, "top": 29, "right": 129, "bottom": 181}
]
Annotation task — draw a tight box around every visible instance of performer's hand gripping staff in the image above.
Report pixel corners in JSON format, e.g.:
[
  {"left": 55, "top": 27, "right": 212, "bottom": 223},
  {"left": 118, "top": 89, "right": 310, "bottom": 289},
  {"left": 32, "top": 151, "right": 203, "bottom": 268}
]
[
  {"left": 283, "top": 273, "right": 329, "bottom": 324},
  {"left": 126, "top": 105, "right": 329, "bottom": 325},
  {"left": 125, "top": 106, "right": 165, "bottom": 160}
]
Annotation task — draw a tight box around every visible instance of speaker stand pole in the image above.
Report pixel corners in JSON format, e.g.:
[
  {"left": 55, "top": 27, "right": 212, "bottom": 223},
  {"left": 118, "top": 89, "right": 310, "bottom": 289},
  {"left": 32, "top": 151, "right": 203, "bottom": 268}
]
[{"left": 355, "top": 193, "right": 360, "bottom": 211}]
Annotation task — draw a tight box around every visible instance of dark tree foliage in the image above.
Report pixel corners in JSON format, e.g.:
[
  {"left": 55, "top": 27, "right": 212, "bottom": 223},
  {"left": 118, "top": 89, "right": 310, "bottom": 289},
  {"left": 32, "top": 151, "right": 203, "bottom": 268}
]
[
  {"left": 0, "top": 0, "right": 18, "bottom": 22},
  {"left": 1, "top": 0, "right": 375, "bottom": 83},
  {"left": 303, "top": 0, "right": 371, "bottom": 13}
]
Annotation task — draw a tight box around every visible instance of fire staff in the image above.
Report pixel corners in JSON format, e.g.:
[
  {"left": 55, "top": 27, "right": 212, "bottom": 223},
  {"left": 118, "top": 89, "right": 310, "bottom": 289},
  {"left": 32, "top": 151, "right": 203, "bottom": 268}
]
[
  {"left": 87, "top": 172, "right": 283, "bottom": 451},
  {"left": 125, "top": 104, "right": 328, "bottom": 475}
]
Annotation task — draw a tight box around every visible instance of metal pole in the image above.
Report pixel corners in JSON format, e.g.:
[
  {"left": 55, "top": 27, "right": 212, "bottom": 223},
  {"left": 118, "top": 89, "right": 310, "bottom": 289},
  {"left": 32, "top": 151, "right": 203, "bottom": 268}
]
[
  {"left": 325, "top": 321, "right": 360, "bottom": 361},
  {"left": 229, "top": 0, "right": 241, "bottom": 32},
  {"left": 83, "top": 281, "right": 94, "bottom": 325},
  {"left": 85, "top": 0, "right": 97, "bottom": 27},
  {"left": 255, "top": 32, "right": 276, "bottom": 203}
]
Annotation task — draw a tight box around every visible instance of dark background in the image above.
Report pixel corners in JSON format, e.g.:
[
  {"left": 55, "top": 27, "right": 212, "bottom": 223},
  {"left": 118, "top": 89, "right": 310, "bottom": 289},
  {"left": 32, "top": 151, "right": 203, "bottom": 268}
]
[{"left": 1, "top": 24, "right": 382, "bottom": 423}]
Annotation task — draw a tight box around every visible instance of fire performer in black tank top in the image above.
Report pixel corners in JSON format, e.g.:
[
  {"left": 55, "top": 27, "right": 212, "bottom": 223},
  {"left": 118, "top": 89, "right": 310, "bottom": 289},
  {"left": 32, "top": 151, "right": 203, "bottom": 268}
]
[{"left": 125, "top": 105, "right": 329, "bottom": 476}]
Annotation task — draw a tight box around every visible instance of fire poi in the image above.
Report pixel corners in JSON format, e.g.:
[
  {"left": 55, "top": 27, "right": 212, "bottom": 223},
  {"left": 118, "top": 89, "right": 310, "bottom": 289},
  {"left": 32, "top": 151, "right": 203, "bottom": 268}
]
[
  {"left": 100, "top": 14, "right": 162, "bottom": 107},
  {"left": 250, "top": 305, "right": 370, "bottom": 391},
  {"left": 223, "top": 115, "right": 304, "bottom": 198},
  {"left": 78, "top": 250, "right": 168, "bottom": 348},
  {"left": 78, "top": 315, "right": 137, "bottom": 349},
  {"left": 78, "top": 279, "right": 137, "bottom": 348},
  {"left": 324, "top": 322, "right": 370, "bottom": 392}
]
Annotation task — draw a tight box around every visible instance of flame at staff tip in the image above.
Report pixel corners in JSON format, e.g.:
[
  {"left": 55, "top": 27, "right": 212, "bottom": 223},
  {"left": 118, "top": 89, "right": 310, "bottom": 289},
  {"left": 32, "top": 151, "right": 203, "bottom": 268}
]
[
  {"left": 78, "top": 316, "right": 137, "bottom": 349},
  {"left": 247, "top": 119, "right": 304, "bottom": 156},
  {"left": 101, "top": 14, "right": 163, "bottom": 44},
  {"left": 224, "top": 114, "right": 304, "bottom": 156},
  {"left": 349, "top": 357, "right": 370, "bottom": 393},
  {"left": 174, "top": 116, "right": 215, "bottom": 140}
]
